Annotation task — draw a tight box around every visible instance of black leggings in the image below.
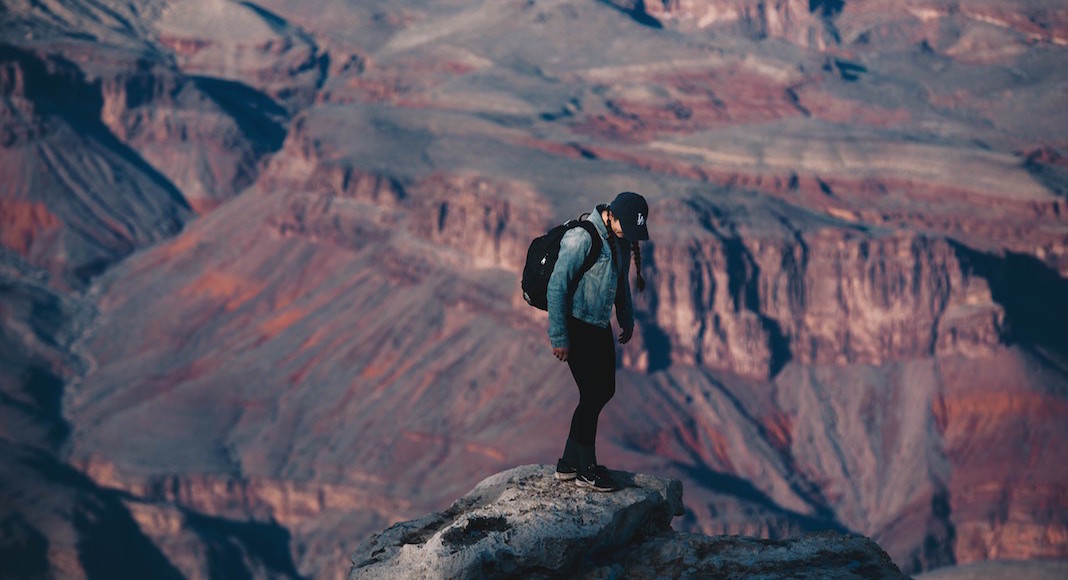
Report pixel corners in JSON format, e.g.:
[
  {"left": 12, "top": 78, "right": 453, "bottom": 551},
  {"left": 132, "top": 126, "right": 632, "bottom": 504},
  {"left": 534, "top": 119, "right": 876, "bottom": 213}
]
[{"left": 566, "top": 317, "right": 616, "bottom": 446}]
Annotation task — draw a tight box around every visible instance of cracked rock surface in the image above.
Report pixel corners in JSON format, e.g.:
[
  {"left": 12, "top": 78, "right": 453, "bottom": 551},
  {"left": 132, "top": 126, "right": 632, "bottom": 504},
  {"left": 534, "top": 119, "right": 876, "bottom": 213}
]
[{"left": 350, "top": 465, "right": 905, "bottom": 579}]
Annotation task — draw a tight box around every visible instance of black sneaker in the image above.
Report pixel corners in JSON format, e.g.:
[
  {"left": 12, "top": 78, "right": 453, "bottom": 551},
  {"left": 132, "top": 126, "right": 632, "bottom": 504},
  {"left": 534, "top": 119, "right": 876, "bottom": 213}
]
[
  {"left": 592, "top": 464, "right": 612, "bottom": 478},
  {"left": 555, "top": 458, "right": 578, "bottom": 481},
  {"left": 575, "top": 464, "right": 620, "bottom": 492}
]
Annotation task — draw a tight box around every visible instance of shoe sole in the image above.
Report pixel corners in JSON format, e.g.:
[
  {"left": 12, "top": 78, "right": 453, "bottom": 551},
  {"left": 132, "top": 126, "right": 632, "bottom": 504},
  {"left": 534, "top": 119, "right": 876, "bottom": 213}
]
[
  {"left": 574, "top": 478, "right": 616, "bottom": 492},
  {"left": 555, "top": 471, "right": 577, "bottom": 481}
]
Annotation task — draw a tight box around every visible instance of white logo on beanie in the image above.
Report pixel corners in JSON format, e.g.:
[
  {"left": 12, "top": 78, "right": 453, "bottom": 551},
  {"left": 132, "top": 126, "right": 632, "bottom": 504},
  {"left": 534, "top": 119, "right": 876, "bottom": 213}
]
[{"left": 636, "top": 212, "right": 646, "bottom": 226}]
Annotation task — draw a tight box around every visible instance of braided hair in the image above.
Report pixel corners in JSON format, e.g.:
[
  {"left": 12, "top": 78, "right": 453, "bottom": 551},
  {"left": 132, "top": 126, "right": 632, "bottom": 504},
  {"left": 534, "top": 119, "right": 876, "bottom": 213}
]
[
  {"left": 631, "top": 241, "right": 645, "bottom": 292},
  {"left": 603, "top": 205, "right": 647, "bottom": 293}
]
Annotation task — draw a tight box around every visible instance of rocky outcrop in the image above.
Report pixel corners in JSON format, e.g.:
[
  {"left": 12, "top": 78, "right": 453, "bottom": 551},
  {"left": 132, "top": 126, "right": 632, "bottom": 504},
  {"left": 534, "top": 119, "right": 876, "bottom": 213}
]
[
  {"left": 613, "top": 0, "right": 1068, "bottom": 50},
  {"left": 259, "top": 114, "right": 552, "bottom": 274},
  {"left": 153, "top": 0, "right": 327, "bottom": 109},
  {"left": 4, "top": 1, "right": 304, "bottom": 217},
  {"left": 0, "top": 44, "right": 191, "bottom": 287},
  {"left": 98, "top": 59, "right": 289, "bottom": 213},
  {"left": 350, "top": 465, "right": 906, "bottom": 579},
  {"left": 609, "top": 0, "right": 838, "bottom": 47},
  {"left": 626, "top": 197, "right": 1008, "bottom": 377}
]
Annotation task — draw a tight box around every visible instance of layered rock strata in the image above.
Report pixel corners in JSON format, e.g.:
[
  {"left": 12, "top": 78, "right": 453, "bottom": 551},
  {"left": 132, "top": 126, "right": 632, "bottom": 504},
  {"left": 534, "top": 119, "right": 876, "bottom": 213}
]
[{"left": 1, "top": 1, "right": 1065, "bottom": 578}]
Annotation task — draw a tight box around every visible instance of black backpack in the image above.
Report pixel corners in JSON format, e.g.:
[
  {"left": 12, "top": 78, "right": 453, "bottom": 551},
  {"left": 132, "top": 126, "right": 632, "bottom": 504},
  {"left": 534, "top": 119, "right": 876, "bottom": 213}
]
[{"left": 521, "top": 216, "right": 602, "bottom": 310}]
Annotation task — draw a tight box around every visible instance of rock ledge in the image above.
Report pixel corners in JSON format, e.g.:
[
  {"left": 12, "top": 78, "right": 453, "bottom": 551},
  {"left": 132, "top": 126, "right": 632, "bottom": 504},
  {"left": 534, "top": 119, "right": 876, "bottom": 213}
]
[{"left": 350, "top": 465, "right": 906, "bottom": 579}]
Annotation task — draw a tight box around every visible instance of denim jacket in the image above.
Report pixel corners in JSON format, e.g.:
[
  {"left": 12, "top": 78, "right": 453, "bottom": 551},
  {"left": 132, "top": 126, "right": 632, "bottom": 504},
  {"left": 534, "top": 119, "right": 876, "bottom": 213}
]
[{"left": 547, "top": 206, "right": 634, "bottom": 348}]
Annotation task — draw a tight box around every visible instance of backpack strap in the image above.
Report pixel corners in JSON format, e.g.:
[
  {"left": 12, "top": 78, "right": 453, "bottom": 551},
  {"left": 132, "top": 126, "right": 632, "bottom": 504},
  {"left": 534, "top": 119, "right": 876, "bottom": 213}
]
[
  {"left": 565, "top": 219, "right": 602, "bottom": 299},
  {"left": 572, "top": 220, "right": 602, "bottom": 276}
]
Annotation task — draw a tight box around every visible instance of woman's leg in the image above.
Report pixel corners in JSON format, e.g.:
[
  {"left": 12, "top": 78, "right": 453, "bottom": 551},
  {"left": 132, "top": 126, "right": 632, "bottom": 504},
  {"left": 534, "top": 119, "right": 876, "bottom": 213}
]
[{"left": 565, "top": 318, "right": 616, "bottom": 452}]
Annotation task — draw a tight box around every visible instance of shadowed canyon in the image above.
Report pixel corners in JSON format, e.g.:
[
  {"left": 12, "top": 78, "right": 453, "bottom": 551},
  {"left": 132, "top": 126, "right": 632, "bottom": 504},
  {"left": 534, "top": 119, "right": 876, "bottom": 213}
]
[{"left": 1, "top": 0, "right": 1067, "bottom": 578}]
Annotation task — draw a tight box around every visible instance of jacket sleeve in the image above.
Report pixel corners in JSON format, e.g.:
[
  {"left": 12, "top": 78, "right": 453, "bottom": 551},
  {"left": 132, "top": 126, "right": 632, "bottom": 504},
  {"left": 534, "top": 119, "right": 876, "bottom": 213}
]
[{"left": 547, "top": 228, "right": 591, "bottom": 348}]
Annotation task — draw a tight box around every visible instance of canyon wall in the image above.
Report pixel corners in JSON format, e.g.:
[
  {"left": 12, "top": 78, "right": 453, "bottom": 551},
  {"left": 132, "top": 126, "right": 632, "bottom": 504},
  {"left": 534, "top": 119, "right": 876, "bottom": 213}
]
[{"left": 1, "top": 1, "right": 1066, "bottom": 578}]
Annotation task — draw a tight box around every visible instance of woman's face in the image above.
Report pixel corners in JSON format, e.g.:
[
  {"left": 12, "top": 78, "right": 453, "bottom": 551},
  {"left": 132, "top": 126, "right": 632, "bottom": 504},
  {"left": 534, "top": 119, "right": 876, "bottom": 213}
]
[{"left": 607, "top": 213, "right": 625, "bottom": 239}]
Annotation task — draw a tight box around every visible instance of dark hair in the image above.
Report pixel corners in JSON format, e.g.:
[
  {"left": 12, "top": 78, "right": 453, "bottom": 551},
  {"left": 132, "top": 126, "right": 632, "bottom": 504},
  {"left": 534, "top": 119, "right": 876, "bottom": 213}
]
[
  {"left": 632, "top": 241, "right": 645, "bottom": 292},
  {"left": 607, "top": 233, "right": 646, "bottom": 293}
]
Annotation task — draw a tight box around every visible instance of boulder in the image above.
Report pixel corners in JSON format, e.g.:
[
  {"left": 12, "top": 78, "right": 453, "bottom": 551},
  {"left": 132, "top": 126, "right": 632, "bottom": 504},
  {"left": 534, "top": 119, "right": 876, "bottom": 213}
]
[{"left": 350, "top": 465, "right": 906, "bottom": 579}]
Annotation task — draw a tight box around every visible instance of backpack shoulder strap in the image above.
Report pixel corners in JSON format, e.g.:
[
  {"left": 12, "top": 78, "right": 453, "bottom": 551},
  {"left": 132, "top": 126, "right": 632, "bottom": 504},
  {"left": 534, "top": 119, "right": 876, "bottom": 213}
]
[{"left": 571, "top": 219, "right": 602, "bottom": 276}]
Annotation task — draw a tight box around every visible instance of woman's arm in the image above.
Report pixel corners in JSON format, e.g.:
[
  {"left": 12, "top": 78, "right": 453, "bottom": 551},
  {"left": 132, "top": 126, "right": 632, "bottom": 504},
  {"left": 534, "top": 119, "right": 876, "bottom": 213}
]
[{"left": 546, "top": 228, "right": 592, "bottom": 351}]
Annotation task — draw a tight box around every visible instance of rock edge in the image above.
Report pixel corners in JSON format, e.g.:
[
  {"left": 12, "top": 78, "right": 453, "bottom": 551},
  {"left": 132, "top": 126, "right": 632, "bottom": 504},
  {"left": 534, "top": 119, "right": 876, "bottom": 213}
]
[{"left": 350, "top": 464, "right": 906, "bottom": 579}]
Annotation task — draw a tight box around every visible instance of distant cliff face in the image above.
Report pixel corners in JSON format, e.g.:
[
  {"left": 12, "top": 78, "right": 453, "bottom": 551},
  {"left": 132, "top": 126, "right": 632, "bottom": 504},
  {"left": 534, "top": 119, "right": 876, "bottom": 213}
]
[
  {"left": 0, "top": 44, "right": 191, "bottom": 288},
  {"left": 2, "top": 1, "right": 1066, "bottom": 579},
  {"left": 96, "top": 59, "right": 290, "bottom": 213},
  {"left": 638, "top": 198, "right": 1007, "bottom": 377},
  {"left": 613, "top": 0, "right": 1068, "bottom": 52},
  {"left": 609, "top": 0, "right": 835, "bottom": 47}
]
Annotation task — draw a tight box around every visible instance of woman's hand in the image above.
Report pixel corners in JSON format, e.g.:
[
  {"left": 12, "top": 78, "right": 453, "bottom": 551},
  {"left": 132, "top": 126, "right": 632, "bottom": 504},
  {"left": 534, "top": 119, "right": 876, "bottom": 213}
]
[
  {"left": 553, "top": 346, "right": 569, "bottom": 361},
  {"left": 618, "top": 327, "right": 633, "bottom": 344}
]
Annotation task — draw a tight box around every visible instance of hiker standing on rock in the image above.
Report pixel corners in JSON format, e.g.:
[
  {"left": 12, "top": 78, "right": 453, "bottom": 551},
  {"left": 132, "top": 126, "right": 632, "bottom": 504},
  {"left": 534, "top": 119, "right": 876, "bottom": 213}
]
[{"left": 548, "top": 192, "right": 649, "bottom": 492}]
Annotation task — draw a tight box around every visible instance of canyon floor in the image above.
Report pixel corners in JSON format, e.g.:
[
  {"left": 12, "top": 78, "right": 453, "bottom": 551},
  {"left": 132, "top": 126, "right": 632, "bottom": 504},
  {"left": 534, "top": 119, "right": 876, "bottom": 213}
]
[{"left": 1, "top": 1, "right": 1067, "bottom": 578}]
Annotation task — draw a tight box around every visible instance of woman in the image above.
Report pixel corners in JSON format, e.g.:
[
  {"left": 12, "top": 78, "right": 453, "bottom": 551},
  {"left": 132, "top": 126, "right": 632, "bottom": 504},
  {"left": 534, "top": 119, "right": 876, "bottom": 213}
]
[{"left": 547, "top": 191, "right": 649, "bottom": 492}]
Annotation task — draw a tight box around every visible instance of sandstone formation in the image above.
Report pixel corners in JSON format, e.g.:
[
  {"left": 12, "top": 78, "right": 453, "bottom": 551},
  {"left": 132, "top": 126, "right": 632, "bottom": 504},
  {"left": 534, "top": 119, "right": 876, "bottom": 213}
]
[
  {"left": 351, "top": 464, "right": 906, "bottom": 579},
  {"left": 0, "top": 44, "right": 192, "bottom": 288},
  {"left": 1, "top": 1, "right": 1066, "bottom": 579}
]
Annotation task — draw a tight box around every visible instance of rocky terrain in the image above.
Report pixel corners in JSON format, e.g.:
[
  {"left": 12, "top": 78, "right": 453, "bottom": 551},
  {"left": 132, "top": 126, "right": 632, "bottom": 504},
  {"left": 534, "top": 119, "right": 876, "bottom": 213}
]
[
  {"left": 350, "top": 464, "right": 906, "bottom": 579},
  {"left": 1, "top": 0, "right": 1066, "bottom": 578}
]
